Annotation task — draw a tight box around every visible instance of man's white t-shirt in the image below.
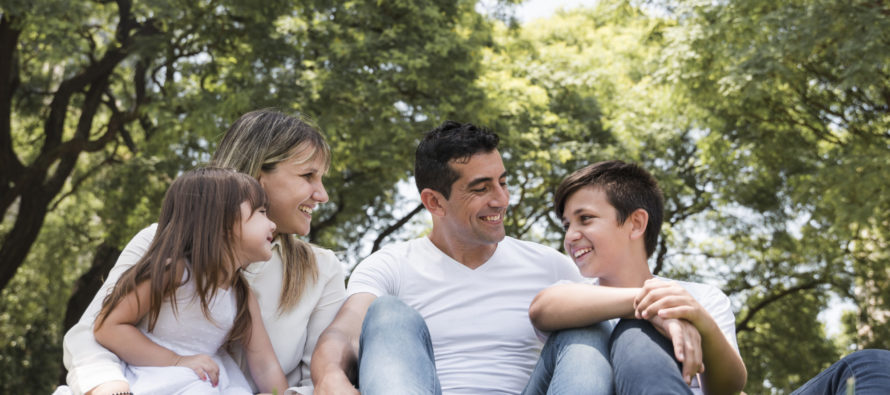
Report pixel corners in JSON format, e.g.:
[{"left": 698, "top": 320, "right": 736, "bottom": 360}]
[{"left": 347, "top": 236, "right": 582, "bottom": 395}]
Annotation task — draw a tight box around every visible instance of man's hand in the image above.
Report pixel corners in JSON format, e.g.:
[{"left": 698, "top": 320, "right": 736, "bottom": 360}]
[{"left": 648, "top": 315, "right": 704, "bottom": 385}]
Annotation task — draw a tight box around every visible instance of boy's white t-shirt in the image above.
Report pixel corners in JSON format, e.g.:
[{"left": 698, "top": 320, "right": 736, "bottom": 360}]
[{"left": 347, "top": 236, "right": 582, "bottom": 395}]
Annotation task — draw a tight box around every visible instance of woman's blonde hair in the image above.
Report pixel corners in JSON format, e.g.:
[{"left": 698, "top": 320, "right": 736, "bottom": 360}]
[
  {"left": 96, "top": 168, "right": 266, "bottom": 350},
  {"left": 211, "top": 109, "right": 332, "bottom": 312}
]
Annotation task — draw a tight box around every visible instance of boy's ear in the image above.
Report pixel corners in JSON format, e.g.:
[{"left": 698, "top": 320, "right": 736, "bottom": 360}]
[
  {"left": 420, "top": 188, "right": 447, "bottom": 217},
  {"left": 627, "top": 208, "right": 648, "bottom": 240}
]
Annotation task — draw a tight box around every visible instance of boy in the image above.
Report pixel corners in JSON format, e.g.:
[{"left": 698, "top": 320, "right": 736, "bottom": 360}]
[{"left": 528, "top": 160, "right": 747, "bottom": 394}]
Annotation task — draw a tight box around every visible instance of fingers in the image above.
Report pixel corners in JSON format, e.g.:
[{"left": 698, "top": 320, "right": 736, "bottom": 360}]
[
  {"left": 182, "top": 354, "right": 221, "bottom": 387},
  {"left": 679, "top": 322, "right": 704, "bottom": 385}
]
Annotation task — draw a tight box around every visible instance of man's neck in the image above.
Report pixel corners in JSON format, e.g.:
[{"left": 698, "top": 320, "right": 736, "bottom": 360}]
[{"left": 427, "top": 230, "right": 498, "bottom": 270}]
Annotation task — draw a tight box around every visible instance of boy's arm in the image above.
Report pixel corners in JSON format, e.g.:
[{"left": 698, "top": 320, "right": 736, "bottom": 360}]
[
  {"left": 243, "top": 289, "right": 289, "bottom": 394},
  {"left": 635, "top": 279, "right": 747, "bottom": 394},
  {"left": 528, "top": 283, "right": 639, "bottom": 331},
  {"left": 92, "top": 280, "right": 220, "bottom": 386},
  {"left": 310, "top": 293, "right": 377, "bottom": 395}
]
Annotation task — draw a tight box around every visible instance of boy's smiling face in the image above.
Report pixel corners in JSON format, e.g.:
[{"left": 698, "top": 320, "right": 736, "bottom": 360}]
[{"left": 561, "top": 186, "right": 635, "bottom": 279}]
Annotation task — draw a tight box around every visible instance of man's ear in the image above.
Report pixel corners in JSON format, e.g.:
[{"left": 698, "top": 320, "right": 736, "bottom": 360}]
[
  {"left": 627, "top": 208, "right": 649, "bottom": 240},
  {"left": 420, "top": 188, "right": 447, "bottom": 217}
]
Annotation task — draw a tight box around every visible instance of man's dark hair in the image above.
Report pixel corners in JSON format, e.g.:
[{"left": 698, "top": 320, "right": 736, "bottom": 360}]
[
  {"left": 554, "top": 160, "right": 664, "bottom": 257},
  {"left": 415, "top": 121, "right": 500, "bottom": 199}
]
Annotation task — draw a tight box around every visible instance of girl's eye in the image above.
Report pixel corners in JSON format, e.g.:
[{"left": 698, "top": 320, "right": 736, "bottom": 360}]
[{"left": 562, "top": 222, "right": 570, "bottom": 231}]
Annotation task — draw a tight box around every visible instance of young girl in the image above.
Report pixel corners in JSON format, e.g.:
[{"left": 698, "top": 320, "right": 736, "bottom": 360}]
[{"left": 92, "top": 167, "right": 288, "bottom": 394}]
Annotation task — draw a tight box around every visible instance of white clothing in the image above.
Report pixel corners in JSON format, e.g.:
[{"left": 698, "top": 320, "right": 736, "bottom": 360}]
[
  {"left": 346, "top": 236, "right": 583, "bottom": 395},
  {"left": 62, "top": 224, "right": 346, "bottom": 395},
  {"left": 540, "top": 275, "right": 738, "bottom": 395},
  {"left": 658, "top": 276, "right": 738, "bottom": 395},
  {"left": 126, "top": 280, "right": 251, "bottom": 394}
]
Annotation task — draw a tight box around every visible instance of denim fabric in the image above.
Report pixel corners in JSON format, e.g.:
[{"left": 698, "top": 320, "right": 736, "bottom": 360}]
[
  {"left": 609, "top": 319, "right": 693, "bottom": 395},
  {"left": 791, "top": 349, "right": 890, "bottom": 395},
  {"left": 522, "top": 322, "right": 614, "bottom": 395},
  {"left": 358, "top": 296, "right": 442, "bottom": 395}
]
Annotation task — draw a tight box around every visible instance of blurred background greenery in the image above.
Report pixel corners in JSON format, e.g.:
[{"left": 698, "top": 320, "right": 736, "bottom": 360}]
[{"left": 1, "top": 0, "right": 888, "bottom": 393}]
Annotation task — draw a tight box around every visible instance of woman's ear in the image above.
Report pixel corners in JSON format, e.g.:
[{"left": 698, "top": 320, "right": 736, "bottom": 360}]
[
  {"left": 420, "top": 188, "right": 447, "bottom": 217},
  {"left": 628, "top": 208, "right": 649, "bottom": 240}
]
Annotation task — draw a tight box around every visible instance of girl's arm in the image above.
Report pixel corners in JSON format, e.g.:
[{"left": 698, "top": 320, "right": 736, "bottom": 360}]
[
  {"left": 92, "top": 280, "right": 220, "bottom": 386},
  {"left": 528, "top": 283, "right": 639, "bottom": 331},
  {"left": 243, "top": 289, "right": 289, "bottom": 394},
  {"left": 635, "top": 279, "right": 747, "bottom": 394}
]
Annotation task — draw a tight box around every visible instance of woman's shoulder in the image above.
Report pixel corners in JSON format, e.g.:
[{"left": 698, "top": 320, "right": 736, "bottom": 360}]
[{"left": 310, "top": 245, "right": 345, "bottom": 275}]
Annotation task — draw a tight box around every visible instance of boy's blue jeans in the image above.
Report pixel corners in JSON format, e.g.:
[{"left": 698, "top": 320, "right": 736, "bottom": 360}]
[{"left": 356, "top": 296, "right": 614, "bottom": 395}]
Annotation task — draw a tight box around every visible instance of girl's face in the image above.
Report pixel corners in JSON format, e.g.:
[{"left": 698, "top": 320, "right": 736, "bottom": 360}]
[
  {"left": 235, "top": 201, "right": 277, "bottom": 266},
  {"left": 257, "top": 152, "right": 329, "bottom": 236}
]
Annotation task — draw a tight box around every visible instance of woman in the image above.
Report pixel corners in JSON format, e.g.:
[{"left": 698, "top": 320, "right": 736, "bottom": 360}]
[{"left": 61, "top": 110, "right": 346, "bottom": 395}]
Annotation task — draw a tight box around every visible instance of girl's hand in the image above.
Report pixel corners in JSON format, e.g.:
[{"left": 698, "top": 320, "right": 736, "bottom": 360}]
[{"left": 176, "top": 354, "right": 220, "bottom": 387}]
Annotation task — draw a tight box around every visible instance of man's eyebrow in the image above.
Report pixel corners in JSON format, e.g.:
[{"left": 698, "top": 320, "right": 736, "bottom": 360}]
[{"left": 466, "top": 172, "right": 507, "bottom": 189}]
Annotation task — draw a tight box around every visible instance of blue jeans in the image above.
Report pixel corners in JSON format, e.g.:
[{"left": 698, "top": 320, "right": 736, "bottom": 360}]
[
  {"left": 610, "top": 319, "right": 693, "bottom": 395},
  {"left": 358, "top": 296, "right": 614, "bottom": 395},
  {"left": 521, "top": 322, "right": 614, "bottom": 395},
  {"left": 791, "top": 349, "right": 890, "bottom": 395},
  {"left": 358, "top": 296, "right": 442, "bottom": 395}
]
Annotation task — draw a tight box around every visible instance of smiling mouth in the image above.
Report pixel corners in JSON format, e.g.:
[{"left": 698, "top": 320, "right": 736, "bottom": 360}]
[
  {"left": 573, "top": 247, "right": 592, "bottom": 258},
  {"left": 299, "top": 205, "right": 313, "bottom": 214},
  {"left": 480, "top": 214, "right": 502, "bottom": 222}
]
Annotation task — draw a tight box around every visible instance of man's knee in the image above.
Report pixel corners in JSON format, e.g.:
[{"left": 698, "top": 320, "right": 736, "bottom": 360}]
[{"left": 363, "top": 296, "right": 425, "bottom": 333}]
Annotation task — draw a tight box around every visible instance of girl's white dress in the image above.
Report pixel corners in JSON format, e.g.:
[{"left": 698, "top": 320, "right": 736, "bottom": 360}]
[{"left": 125, "top": 279, "right": 252, "bottom": 395}]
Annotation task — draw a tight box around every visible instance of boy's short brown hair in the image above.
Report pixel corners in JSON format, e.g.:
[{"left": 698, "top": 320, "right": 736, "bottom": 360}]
[{"left": 554, "top": 160, "right": 664, "bottom": 257}]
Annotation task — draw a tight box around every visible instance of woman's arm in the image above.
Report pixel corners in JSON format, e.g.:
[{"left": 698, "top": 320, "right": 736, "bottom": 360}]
[
  {"left": 297, "top": 253, "right": 346, "bottom": 389},
  {"left": 243, "top": 289, "right": 289, "bottom": 394},
  {"left": 528, "top": 283, "right": 639, "bottom": 331},
  {"left": 63, "top": 224, "right": 157, "bottom": 395}
]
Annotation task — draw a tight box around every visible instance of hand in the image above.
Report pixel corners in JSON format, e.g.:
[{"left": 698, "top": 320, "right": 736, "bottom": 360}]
[
  {"left": 634, "top": 278, "right": 704, "bottom": 327},
  {"left": 176, "top": 354, "right": 220, "bottom": 387},
  {"left": 85, "top": 380, "right": 130, "bottom": 395},
  {"left": 313, "top": 370, "right": 359, "bottom": 395},
  {"left": 648, "top": 315, "right": 704, "bottom": 385}
]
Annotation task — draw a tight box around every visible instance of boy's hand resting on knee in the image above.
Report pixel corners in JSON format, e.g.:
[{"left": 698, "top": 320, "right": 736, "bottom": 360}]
[
  {"left": 633, "top": 278, "right": 706, "bottom": 326},
  {"left": 176, "top": 354, "right": 220, "bottom": 387}
]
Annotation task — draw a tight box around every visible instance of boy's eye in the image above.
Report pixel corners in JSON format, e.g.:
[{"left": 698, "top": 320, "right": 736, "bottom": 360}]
[
  {"left": 471, "top": 186, "right": 488, "bottom": 193},
  {"left": 561, "top": 221, "right": 570, "bottom": 231}
]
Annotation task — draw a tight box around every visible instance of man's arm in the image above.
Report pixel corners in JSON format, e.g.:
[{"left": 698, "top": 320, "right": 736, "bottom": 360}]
[
  {"left": 528, "top": 283, "right": 639, "bottom": 331},
  {"left": 310, "top": 293, "right": 377, "bottom": 395},
  {"left": 635, "top": 279, "right": 747, "bottom": 394}
]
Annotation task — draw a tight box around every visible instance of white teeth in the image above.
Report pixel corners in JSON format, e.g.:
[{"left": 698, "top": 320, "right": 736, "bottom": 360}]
[
  {"left": 481, "top": 215, "right": 501, "bottom": 222},
  {"left": 299, "top": 205, "right": 313, "bottom": 214},
  {"left": 573, "top": 248, "right": 592, "bottom": 258}
]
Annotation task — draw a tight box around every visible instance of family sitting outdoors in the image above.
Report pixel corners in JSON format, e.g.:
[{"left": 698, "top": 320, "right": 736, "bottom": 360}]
[{"left": 59, "top": 110, "right": 890, "bottom": 395}]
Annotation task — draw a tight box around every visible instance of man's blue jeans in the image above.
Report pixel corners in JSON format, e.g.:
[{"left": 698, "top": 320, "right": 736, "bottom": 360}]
[
  {"left": 357, "top": 296, "right": 613, "bottom": 395},
  {"left": 791, "top": 349, "right": 890, "bottom": 395}
]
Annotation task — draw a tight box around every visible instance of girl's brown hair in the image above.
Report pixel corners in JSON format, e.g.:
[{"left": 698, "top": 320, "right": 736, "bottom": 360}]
[
  {"left": 95, "top": 167, "right": 268, "bottom": 349},
  {"left": 210, "top": 109, "right": 331, "bottom": 312}
]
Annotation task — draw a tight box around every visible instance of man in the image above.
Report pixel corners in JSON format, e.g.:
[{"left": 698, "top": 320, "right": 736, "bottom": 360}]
[{"left": 310, "top": 121, "right": 619, "bottom": 394}]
